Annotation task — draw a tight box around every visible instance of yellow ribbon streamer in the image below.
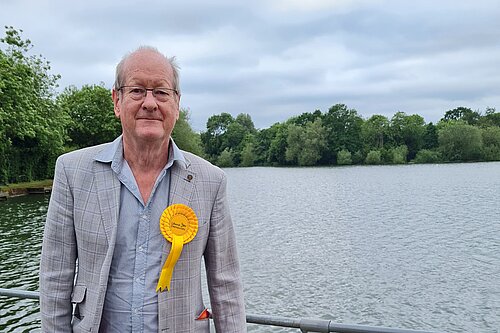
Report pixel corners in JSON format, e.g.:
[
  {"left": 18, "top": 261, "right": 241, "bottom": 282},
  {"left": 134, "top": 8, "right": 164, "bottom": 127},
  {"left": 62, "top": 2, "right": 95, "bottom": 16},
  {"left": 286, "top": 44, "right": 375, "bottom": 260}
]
[{"left": 156, "top": 204, "right": 198, "bottom": 292}]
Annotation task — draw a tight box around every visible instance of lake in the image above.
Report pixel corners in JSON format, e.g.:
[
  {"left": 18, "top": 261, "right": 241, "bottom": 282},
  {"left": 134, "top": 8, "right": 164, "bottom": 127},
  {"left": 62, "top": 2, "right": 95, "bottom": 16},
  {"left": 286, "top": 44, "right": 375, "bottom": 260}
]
[{"left": 1, "top": 162, "right": 499, "bottom": 332}]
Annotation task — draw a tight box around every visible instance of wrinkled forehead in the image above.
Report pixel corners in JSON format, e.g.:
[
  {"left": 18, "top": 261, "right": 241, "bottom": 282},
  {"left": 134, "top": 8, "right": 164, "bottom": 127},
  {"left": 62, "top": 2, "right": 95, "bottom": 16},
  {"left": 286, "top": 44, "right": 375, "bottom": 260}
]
[{"left": 122, "top": 50, "right": 174, "bottom": 85}]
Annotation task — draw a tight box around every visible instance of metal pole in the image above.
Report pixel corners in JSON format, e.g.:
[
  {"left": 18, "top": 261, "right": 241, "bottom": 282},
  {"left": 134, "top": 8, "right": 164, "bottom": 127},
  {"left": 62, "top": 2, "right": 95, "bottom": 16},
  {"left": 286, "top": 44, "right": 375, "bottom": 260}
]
[
  {"left": 0, "top": 288, "right": 39, "bottom": 300},
  {"left": 0, "top": 288, "right": 444, "bottom": 333}
]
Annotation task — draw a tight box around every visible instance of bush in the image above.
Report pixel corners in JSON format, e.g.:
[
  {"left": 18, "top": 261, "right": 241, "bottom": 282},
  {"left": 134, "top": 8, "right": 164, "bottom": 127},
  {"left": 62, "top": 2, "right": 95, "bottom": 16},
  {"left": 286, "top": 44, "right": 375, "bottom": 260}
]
[
  {"left": 336, "top": 149, "right": 352, "bottom": 165},
  {"left": 481, "top": 127, "right": 500, "bottom": 161},
  {"left": 413, "top": 149, "right": 442, "bottom": 163},
  {"left": 390, "top": 145, "right": 408, "bottom": 164},
  {"left": 217, "top": 148, "right": 235, "bottom": 167},
  {"left": 352, "top": 150, "right": 364, "bottom": 165},
  {"left": 365, "top": 150, "right": 382, "bottom": 165}
]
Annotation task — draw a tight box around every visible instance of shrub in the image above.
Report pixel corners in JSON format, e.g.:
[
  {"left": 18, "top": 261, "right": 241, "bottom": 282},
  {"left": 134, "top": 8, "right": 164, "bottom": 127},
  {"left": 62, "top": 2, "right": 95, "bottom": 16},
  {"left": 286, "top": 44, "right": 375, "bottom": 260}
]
[
  {"left": 413, "top": 149, "right": 442, "bottom": 163},
  {"left": 365, "top": 150, "right": 382, "bottom": 165},
  {"left": 336, "top": 149, "right": 352, "bottom": 165}
]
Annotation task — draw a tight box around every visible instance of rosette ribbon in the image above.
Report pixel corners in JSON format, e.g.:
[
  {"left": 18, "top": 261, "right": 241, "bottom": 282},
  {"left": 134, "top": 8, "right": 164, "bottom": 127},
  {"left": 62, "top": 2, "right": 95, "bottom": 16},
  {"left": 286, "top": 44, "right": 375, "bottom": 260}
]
[{"left": 156, "top": 204, "right": 198, "bottom": 292}]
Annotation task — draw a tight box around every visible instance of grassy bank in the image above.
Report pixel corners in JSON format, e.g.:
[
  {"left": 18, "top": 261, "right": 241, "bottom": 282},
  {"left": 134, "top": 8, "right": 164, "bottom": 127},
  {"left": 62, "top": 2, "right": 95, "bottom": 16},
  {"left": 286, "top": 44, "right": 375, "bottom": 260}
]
[{"left": 0, "top": 179, "right": 53, "bottom": 192}]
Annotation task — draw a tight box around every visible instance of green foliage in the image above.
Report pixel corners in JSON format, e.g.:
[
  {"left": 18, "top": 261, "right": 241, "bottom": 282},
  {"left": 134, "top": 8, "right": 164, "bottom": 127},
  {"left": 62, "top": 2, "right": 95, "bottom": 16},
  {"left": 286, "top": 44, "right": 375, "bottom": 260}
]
[
  {"left": 478, "top": 107, "right": 500, "bottom": 127},
  {"left": 3, "top": 28, "right": 500, "bottom": 182},
  {"left": 362, "top": 115, "right": 389, "bottom": 150},
  {"left": 336, "top": 149, "right": 352, "bottom": 165},
  {"left": 172, "top": 108, "right": 203, "bottom": 156},
  {"left": 240, "top": 140, "right": 256, "bottom": 167},
  {"left": 480, "top": 126, "right": 500, "bottom": 161},
  {"left": 201, "top": 112, "right": 256, "bottom": 165},
  {"left": 389, "top": 112, "right": 425, "bottom": 160},
  {"left": 201, "top": 112, "right": 234, "bottom": 160},
  {"left": 57, "top": 84, "right": 120, "bottom": 148},
  {"left": 285, "top": 118, "right": 327, "bottom": 166},
  {"left": 413, "top": 149, "right": 442, "bottom": 163},
  {"left": 389, "top": 145, "right": 408, "bottom": 164},
  {"left": 217, "top": 148, "right": 235, "bottom": 167},
  {"left": 352, "top": 150, "right": 365, "bottom": 165},
  {"left": 365, "top": 150, "right": 382, "bottom": 165},
  {"left": 267, "top": 123, "right": 289, "bottom": 165},
  {"left": 323, "top": 104, "right": 363, "bottom": 163},
  {"left": 0, "top": 27, "right": 65, "bottom": 183},
  {"left": 423, "top": 122, "right": 439, "bottom": 149},
  {"left": 438, "top": 122, "right": 483, "bottom": 161},
  {"left": 442, "top": 106, "right": 481, "bottom": 125}
]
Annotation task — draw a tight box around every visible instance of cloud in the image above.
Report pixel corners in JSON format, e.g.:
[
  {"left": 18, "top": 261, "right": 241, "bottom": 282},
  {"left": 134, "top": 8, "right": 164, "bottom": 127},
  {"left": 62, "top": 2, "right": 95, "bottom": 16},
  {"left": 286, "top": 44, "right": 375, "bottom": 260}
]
[{"left": 1, "top": 0, "right": 499, "bottom": 131}]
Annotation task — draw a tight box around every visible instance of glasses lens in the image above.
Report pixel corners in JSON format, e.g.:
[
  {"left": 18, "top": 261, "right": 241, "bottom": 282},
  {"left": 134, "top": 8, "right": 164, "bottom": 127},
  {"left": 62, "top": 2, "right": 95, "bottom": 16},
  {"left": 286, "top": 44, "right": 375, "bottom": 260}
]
[
  {"left": 128, "top": 87, "right": 146, "bottom": 100},
  {"left": 153, "top": 88, "right": 172, "bottom": 102}
]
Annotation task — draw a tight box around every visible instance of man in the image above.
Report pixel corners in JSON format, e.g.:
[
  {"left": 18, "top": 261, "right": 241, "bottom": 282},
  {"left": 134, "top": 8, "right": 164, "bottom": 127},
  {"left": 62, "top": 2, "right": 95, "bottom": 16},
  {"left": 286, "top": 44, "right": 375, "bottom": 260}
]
[{"left": 40, "top": 47, "right": 247, "bottom": 332}]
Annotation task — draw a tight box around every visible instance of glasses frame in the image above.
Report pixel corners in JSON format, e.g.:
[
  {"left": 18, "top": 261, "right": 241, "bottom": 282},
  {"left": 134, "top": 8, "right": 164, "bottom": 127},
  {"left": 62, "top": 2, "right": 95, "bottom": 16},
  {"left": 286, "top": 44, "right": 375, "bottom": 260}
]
[{"left": 118, "top": 86, "right": 179, "bottom": 102}]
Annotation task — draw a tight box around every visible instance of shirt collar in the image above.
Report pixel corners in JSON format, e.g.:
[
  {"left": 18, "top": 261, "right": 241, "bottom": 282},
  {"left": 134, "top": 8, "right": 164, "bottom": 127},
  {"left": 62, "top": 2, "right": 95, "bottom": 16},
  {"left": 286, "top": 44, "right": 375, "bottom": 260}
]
[{"left": 95, "top": 135, "right": 187, "bottom": 170}]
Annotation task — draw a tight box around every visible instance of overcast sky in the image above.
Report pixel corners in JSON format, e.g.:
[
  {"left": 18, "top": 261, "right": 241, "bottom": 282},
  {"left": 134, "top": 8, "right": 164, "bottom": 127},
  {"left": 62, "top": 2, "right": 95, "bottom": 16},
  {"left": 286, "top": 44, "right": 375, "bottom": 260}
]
[{"left": 1, "top": 0, "right": 499, "bottom": 130}]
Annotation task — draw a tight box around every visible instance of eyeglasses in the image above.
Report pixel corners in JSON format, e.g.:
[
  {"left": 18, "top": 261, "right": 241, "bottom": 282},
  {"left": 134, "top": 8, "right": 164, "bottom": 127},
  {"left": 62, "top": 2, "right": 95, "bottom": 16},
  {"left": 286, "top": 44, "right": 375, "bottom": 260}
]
[{"left": 118, "top": 86, "right": 178, "bottom": 102}]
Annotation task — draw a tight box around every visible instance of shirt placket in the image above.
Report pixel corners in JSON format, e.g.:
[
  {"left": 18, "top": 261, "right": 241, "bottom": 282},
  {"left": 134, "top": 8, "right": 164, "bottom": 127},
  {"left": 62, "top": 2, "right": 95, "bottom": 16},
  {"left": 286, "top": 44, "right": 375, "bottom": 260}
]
[{"left": 131, "top": 206, "right": 150, "bottom": 332}]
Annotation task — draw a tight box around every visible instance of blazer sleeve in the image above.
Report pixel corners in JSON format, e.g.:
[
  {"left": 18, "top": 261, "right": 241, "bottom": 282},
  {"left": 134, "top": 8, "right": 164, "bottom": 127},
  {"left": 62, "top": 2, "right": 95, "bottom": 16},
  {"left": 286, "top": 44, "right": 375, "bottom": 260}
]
[
  {"left": 40, "top": 156, "right": 77, "bottom": 332},
  {"left": 204, "top": 173, "right": 247, "bottom": 332}
]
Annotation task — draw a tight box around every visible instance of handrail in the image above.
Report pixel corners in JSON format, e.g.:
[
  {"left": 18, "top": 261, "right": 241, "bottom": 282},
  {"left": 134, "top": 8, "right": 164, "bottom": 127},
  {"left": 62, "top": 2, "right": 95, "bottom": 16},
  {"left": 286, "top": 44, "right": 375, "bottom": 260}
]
[{"left": 0, "top": 288, "right": 443, "bottom": 333}]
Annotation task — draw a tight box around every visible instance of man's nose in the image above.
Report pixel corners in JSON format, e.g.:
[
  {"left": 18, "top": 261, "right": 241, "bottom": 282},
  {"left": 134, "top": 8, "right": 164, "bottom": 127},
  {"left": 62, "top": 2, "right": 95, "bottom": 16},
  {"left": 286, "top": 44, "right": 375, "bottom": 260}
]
[{"left": 142, "top": 90, "right": 158, "bottom": 110}]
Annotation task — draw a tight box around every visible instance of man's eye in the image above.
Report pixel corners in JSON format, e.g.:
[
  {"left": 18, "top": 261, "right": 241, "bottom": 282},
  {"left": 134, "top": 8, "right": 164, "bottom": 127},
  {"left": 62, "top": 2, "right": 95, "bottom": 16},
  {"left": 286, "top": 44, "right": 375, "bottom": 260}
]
[
  {"left": 130, "top": 88, "right": 145, "bottom": 94},
  {"left": 155, "top": 89, "right": 170, "bottom": 96}
]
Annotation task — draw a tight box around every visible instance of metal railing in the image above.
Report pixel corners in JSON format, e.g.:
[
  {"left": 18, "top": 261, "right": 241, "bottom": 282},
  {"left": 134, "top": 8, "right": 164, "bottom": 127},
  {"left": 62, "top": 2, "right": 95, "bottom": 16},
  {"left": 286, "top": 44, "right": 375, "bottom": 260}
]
[{"left": 0, "top": 288, "right": 442, "bottom": 333}]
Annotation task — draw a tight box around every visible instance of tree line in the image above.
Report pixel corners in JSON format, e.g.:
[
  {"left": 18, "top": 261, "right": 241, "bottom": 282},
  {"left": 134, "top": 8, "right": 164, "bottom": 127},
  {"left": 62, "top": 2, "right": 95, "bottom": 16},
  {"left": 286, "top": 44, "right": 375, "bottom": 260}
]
[
  {"left": 1, "top": 27, "right": 499, "bottom": 184},
  {"left": 201, "top": 105, "right": 500, "bottom": 167}
]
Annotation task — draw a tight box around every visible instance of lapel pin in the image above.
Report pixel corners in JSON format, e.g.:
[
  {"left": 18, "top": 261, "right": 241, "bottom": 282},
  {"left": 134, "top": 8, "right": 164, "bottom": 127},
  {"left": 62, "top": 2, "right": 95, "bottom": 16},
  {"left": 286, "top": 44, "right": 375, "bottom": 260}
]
[{"left": 186, "top": 174, "right": 193, "bottom": 182}]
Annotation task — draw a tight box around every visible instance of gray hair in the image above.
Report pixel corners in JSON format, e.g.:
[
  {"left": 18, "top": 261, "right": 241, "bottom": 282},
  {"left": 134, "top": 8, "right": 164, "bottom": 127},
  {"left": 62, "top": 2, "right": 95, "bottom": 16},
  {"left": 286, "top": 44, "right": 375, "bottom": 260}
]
[{"left": 114, "top": 46, "right": 180, "bottom": 93}]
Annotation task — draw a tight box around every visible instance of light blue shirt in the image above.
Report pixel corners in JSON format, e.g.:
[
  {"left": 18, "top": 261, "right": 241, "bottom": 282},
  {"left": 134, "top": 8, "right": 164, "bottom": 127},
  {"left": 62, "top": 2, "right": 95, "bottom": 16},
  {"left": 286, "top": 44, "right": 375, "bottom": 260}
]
[{"left": 96, "top": 136, "right": 186, "bottom": 332}]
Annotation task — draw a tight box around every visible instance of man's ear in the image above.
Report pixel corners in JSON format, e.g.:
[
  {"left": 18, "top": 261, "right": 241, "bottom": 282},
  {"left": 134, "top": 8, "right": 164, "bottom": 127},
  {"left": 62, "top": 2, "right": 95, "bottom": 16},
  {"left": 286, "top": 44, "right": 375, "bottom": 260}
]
[{"left": 112, "top": 88, "right": 121, "bottom": 118}]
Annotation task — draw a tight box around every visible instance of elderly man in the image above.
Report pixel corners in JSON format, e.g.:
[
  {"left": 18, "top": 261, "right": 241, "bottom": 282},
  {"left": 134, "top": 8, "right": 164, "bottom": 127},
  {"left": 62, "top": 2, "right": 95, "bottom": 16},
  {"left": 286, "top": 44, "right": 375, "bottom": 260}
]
[{"left": 40, "top": 47, "right": 246, "bottom": 332}]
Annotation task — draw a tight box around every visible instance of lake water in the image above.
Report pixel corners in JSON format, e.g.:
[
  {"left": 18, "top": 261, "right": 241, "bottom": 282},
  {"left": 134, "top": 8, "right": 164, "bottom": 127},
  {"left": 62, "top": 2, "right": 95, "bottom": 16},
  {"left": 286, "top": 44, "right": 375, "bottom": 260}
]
[{"left": 1, "top": 162, "right": 499, "bottom": 332}]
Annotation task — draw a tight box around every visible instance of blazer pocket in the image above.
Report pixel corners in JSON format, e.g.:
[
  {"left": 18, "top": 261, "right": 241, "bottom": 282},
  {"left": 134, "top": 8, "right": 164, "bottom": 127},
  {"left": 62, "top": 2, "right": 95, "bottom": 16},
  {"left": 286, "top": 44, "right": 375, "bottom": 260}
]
[
  {"left": 193, "top": 318, "right": 210, "bottom": 332},
  {"left": 71, "top": 284, "right": 87, "bottom": 303},
  {"left": 71, "top": 285, "right": 87, "bottom": 320}
]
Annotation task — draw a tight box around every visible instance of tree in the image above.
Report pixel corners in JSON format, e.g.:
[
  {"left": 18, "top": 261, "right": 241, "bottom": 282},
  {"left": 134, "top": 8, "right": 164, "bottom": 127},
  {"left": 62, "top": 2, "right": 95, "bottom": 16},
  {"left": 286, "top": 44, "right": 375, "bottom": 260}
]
[
  {"left": 240, "top": 139, "right": 256, "bottom": 167},
  {"left": 286, "top": 118, "right": 327, "bottom": 166},
  {"left": 388, "top": 112, "right": 426, "bottom": 160},
  {"left": 423, "top": 122, "right": 439, "bottom": 149},
  {"left": 224, "top": 113, "right": 257, "bottom": 164},
  {"left": 480, "top": 126, "right": 500, "bottom": 161},
  {"left": 442, "top": 107, "right": 481, "bottom": 125},
  {"left": 217, "top": 148, "right": 234, "bottom": 167},
  {"left": 438, "top": 122, "right": 483, "bottom": 161},
  {"left": 322, "top": 104, "right": 363, "bottom": 163},
  {"left": 0, "top": 26, "right": 65, "bottom": 182},
  {"left": 172, "top": 108, "right": 203, "bottom": 156},
  {"left": 201, "top": 112, "right": 234, "bottom": 160},
  {"left": 57, "top": 84, "right": 120, "bottom": 148},
  {"left": 268, "top": 123, "right": 289, "bottom": 165},
  {"left": 361, "top": 115, "right": 389, "bottom": 150},
  {"left": 290, "top": 110, "right": 322, "bottom": 127},
  {"left": 478, "top": 107, "right": 500, "bottom": 127}
]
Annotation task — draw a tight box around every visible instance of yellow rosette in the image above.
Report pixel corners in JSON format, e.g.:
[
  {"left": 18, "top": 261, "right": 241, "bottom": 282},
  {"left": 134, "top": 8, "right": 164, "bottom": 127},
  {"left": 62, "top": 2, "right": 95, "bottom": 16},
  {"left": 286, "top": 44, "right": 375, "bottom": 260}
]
[{"left": 156, "top": 204, "right": 198, "bottom": 292}]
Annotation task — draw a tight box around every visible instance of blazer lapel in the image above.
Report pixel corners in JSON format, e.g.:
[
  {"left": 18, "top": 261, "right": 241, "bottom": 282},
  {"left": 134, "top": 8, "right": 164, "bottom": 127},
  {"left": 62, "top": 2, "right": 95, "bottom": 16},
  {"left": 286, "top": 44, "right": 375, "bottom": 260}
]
[
  {"left": 94, "top": 161, "right": 121, "bottom": 242},
  {"left": 168, "top": 161, "right": 196, "bottom": 206}
]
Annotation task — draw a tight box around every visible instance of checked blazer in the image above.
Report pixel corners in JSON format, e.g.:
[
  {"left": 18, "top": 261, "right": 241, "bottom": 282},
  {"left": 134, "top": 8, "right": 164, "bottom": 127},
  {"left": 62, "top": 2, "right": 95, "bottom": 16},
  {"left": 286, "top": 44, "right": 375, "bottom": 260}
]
[{"left": 39, "top": 141, "right": 247, "bottom": 332}]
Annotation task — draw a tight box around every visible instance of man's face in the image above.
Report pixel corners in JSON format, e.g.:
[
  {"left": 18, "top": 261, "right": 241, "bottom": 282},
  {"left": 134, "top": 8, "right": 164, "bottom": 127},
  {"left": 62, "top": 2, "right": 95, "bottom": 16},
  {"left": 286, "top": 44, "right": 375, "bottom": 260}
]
[{"left": 112, "top": 50, "right": 180, "bottom": 147}]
